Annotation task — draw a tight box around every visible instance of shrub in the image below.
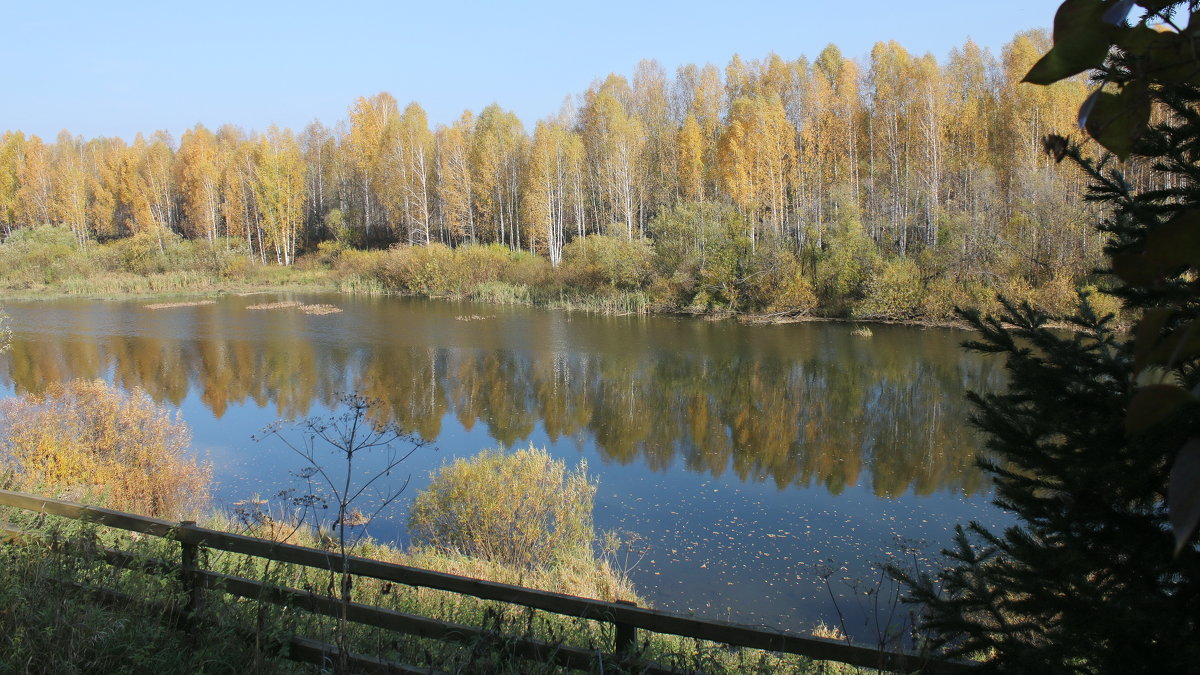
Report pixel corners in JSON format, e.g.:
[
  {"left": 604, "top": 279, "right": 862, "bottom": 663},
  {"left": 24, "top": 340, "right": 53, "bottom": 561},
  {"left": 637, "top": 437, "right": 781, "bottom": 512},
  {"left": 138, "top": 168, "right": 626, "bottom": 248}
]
[
  {"left": 408, "top": 446, "right": 596, "bottom": 569},
  {"left": 316, "top": 239, "right": 349, "bottom": 266},
  {"left": 853, "top": 257, "right": 924, "bottom": 321},
  {"left": 455, "top": 243, "right": 513, "bottom": 286},
  {"left": 502, "top": 248, "right": 552, "bottom": 288},
  {"left": 1031, "top": 270, "right": 1078, "bottom": 318},
  {"left": 0, "top": 379, "right": 209, "bottom": 518},
  {"left": 561, "top": 235, "right": 655, "bottom": 291},
  {"left": 1079, "top": 283, "right": 1123, "bottom": 325},
  {"left": 108, "top": 230, "right": 164, "bottom": 275},
  {"left": 188, "top": 237, "right": 253, "bottom": 278},
  {"left": 377, "top": 243, "right": 458, "bottom": 295},
  {"left": 921, "top": 276, "right": 999, "bottom": 320},
  {"left": 815, "top": 220, "right": 880, "bottom": 311},
  {"left": 995, "top": 274, "right": 1036, "bottom": 309},
  {"left": 0, "top": 225, "right": 85, "bottom": 286},
  {"left": 742, "top": 246, "right": 817, "bottom": 313},
  {"left": 334, "top": 248, "right": 385, "bottom": 278},
  {"left": 649, "top": 201, "right": 746, "bottom": 275}
]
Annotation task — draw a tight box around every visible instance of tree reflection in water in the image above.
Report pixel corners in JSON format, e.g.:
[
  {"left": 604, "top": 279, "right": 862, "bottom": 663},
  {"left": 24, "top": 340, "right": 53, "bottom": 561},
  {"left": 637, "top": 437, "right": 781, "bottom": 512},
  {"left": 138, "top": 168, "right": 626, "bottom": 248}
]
[{"left": 0, "top": 297, "right": 1003, "bottom": 499}]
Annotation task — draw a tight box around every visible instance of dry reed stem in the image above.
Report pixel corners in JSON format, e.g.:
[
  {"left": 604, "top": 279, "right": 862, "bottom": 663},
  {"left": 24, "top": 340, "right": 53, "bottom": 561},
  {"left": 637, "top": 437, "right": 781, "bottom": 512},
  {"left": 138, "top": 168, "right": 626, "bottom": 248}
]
[
  {"left": 246, "top": 301, "right": 302, "bottom": 310},
  {"left": 143, "top": 300, "right": 216, "bottom": 310},
  {"left": 299, "top": 304, "right": 342, "bottom": 315}
]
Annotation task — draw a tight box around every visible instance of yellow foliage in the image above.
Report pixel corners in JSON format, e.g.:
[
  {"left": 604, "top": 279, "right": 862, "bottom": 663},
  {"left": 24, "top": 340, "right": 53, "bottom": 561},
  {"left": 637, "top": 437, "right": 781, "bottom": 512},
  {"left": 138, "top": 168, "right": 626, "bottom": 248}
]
[
  {"left": 921, "top": 276, "right": 1000, "bottom": 319},
  {"left": 854, "top": 256, "right": 924, "bottom": 320},
  {"left": 1032, "top": 271, "right": 1077, "bottom": 318},
  {"left": 408, "top": 446, "right": 595, "bottom": 569},
  {"left": 1079, "top": 284, "right": 1123, "bottom": 324},
  {"left": 0, "top": 379, "right": 209, "bottom": 518},
  {"left": 741, "top": 247, "right": 816, "bottom": 313},
  {"left": 996, "top": 275, "right": 1036, "bottom": 308}
]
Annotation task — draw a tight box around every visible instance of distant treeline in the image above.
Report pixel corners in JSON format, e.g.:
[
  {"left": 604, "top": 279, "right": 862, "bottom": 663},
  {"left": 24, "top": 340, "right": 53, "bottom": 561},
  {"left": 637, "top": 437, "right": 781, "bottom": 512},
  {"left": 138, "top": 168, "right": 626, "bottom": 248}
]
[{"left": 0, "top": 30, "right": 1137, "bottom": 318}]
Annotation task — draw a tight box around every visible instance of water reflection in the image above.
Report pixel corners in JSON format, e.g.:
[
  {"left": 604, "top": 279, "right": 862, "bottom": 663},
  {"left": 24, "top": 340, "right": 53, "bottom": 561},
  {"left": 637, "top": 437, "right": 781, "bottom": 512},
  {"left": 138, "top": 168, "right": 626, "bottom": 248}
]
[{"left": 0, "top": 296, "right": 1001, "bottom": 499}]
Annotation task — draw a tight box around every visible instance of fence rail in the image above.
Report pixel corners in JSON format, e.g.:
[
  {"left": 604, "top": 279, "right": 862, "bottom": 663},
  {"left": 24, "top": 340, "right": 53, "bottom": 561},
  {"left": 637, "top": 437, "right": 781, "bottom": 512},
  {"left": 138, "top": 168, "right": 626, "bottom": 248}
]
[{"left": 0, "top": 489, "right": 977, "bottom": 674}]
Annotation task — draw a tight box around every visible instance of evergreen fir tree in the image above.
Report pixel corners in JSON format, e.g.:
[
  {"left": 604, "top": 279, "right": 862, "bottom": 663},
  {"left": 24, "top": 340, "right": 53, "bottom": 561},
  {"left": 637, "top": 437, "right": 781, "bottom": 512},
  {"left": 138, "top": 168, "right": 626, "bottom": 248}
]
[{"left": 894, "top": 3, "right": 1200, "bottom": 672}]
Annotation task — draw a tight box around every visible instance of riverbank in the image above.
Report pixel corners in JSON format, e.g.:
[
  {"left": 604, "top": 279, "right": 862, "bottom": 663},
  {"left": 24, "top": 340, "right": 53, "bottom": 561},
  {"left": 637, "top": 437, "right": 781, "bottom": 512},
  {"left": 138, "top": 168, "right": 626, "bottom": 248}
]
[
  {"left": 0, "top": 497, "right": 864, "bottom": 674},
  {"left": 0, "top": 225, "right": 1126, "bottom": 328},
  {"left": 0, "top": 377, "right": 858, "bottom": 673},
  {"left": 0, "top": 254, "right": 1124, "bottom": 335},
  {"left": 2, "top": 272, "right": 1109, "bottom": 335}
]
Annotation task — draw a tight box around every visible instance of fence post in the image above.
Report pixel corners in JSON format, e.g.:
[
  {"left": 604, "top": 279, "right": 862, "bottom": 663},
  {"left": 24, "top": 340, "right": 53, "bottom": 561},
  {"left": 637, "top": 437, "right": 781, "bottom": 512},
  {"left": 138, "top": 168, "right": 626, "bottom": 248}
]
[
  {"left": 179, "top": 520, "right": 203, "bottom": 624},
  {"left": 614, "top": 599, "right": 637, "bottom": 657}
]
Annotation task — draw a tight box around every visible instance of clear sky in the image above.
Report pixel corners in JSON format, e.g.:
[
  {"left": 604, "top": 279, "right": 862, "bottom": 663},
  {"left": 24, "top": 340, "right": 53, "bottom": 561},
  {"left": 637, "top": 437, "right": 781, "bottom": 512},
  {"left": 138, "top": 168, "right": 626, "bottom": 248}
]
[{"left": 1, "top": 0, "right": 1063, "bottom": 141}]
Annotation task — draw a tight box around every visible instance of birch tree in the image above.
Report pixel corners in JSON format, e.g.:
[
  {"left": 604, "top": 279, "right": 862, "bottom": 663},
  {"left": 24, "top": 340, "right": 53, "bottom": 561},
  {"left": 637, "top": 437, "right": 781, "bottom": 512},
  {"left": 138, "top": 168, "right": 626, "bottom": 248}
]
[{"left": 178, "top": 125, "right": 222, "bottom": 242}]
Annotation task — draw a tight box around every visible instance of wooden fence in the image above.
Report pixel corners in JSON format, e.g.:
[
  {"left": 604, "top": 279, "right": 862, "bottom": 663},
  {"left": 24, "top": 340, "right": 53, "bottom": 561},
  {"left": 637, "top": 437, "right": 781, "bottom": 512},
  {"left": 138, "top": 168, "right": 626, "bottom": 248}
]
[{"left": 0, "top": 489, "right": 976, "bottom": 674}]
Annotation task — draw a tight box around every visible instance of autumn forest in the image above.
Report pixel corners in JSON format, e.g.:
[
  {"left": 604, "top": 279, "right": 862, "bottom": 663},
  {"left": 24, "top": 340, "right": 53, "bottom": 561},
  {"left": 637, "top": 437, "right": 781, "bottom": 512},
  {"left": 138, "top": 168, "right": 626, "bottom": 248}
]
[{"left": 0, "top": 30, "right": 1111, "bottom": 320}]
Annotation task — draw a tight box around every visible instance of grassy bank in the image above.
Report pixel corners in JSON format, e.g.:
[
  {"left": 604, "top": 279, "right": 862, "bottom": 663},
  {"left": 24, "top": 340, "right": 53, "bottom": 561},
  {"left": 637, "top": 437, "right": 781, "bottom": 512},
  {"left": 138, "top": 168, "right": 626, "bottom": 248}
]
[
  {"left": 0, "top": 223, "right": 1125, "bottom": 329},
  {"left": 0, "top": 227, "right": 335, "bottom": 301},
  {"left": 0, "top": 505, "right": 865, "bottom": 674},
  {"left": 0, "top": 383, "right": 873, "bottom": 673}
]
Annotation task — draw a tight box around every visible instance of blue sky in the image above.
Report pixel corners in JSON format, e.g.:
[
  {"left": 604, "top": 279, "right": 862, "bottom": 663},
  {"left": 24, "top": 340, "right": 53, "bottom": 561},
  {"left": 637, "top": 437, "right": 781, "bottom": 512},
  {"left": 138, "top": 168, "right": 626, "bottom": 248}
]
[{"left": 2, "top": 1, "right": 1062, "bottom": 141}]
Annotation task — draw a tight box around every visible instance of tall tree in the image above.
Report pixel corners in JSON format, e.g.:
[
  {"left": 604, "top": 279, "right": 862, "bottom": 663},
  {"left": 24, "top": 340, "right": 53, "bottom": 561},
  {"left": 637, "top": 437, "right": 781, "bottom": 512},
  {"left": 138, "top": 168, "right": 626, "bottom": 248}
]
[
  {"left": 718, "top": 96, "right": 795, "bottom": 243},
  {"left": 50, "top": 131, "right": 91, "bottom": 247},
  {"left": 17, "top": 134, "right": 52, "bottom": 227},
  {"left": 471, "top": 104, "right": 525, "bottom": 248},
  {"left": 300, "top": 121, "right": 337, "bottom": 237},
  {"left": 86, "top": 137, "right": 124, "bottom": 240},
  {"left": 347, "top": 92, "right": 399, "bottom": 241},
  {"left": 524, "top": 119, "right": 583, "bottom": 265},
  {"left": 633, "top": 59, "right": 675, "bottom": 215},
  {"left": 436, "top": 111, "right": 476, "bottom": 244},
  {"left": 396, "top": 102, "right": 435, "bottom": 245},
  {"left": 912, "top": 53, "right": 945, "bottom": 248},
  {"left": 580, "top": 76, "right": 645, "bottom": 239},
  {"left": 177, "top": 124, "right": 222, "bottom": 242},
  {"left": 0, "top": 131, "right": 24, "bottom": 235},
  {"left": 252, "top": 126, "right": 306, "bottom": 264},
  {"left": 677, "top": 113, "right": 705, "bottom": 202},
  {"left": 866, "top": 41, "right": 916, "bottom": 255}
]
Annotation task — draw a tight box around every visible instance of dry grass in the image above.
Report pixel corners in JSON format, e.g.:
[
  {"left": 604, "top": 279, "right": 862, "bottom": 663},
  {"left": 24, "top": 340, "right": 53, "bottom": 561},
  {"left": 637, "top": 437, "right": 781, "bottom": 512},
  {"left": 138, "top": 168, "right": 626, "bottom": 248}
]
[
  {"left": 299, "top": 303, "right": 342, "bottom": 315},
  {"left": 399, "top": 547, "right": 639, "bottom": 602},
  {"left": 143, "top": 300, "right": 217, "bottom": 310},
  {"left": 245, "top": 300, "right": 302, "bottom": 310},
  {"left": 243, "top": 300, "right": 341, "bottom": 315}
]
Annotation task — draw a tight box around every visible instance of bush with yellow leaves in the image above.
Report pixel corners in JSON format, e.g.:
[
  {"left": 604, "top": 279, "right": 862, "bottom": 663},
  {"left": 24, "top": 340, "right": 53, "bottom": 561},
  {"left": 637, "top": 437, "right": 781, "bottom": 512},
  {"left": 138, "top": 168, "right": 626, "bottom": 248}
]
[
  {"left": 0, "top": 379, "right": 209, "bottom": 519},
  {"left": 408, "top": 446, "right": 595, "bottom": 570}
]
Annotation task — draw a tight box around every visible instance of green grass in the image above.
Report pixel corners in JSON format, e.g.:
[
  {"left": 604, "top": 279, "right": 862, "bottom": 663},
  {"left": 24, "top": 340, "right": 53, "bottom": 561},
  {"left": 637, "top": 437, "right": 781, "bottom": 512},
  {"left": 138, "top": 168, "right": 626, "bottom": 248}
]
[
  {"left": 470, "top": 281, "right": 532, "bottom": 305},
  {"left": 0, "top": 507, "right": 862, "bottom": 674}
]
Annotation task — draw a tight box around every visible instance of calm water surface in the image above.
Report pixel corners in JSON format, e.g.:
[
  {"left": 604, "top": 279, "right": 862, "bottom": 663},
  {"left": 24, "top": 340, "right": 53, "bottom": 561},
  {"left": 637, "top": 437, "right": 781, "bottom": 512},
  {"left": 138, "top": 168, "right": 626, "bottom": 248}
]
[{"left": 0, "top": 293, "right": 1012, "bottom": 637}]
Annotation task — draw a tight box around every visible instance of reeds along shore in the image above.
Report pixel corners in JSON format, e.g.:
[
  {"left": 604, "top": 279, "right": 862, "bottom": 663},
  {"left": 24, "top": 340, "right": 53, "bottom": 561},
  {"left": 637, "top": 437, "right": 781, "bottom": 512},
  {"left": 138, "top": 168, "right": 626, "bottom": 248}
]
[{"left": 0, "top": 222, "right": 1125, "bottom": 326}]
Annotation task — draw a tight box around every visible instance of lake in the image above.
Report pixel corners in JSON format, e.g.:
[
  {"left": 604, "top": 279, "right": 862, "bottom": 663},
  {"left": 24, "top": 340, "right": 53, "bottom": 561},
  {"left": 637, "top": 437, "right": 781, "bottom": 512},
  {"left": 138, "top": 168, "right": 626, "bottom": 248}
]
[{"left": 0, "top": 293, "right": 1012, "bottom": 639}]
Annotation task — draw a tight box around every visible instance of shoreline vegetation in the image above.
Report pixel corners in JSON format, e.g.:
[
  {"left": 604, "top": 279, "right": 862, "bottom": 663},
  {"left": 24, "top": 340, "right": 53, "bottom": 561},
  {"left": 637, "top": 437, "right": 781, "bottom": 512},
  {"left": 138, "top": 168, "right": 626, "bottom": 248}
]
[
  {"left": 0, "top": 380, "right": 865, "bottom": 673},
  {"left": 0, "top": 221, "right": 1124, "bottom": 331}
]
